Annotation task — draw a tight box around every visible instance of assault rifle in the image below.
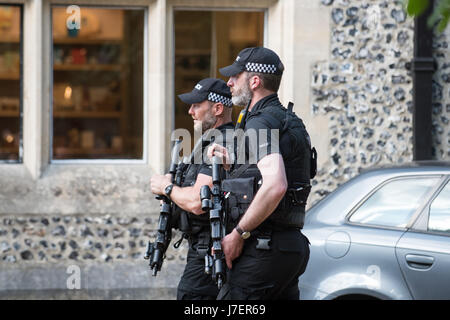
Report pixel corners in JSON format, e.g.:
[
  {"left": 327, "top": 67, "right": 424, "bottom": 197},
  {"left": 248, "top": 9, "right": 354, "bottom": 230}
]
[
  {"left": 144, "top": 139, "right": 182, "bottom": 276},
  {"left": 200, "top": 156, "right": 227, "bottom": 289}
]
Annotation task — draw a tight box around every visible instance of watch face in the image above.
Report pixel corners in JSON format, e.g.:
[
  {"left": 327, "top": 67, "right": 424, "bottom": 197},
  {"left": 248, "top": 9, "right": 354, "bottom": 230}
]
[
  {"left": 165, "top": 184, "right": 173, "bottom": 196},
  {"left": 242, "top": 231, "right": 251, "bottom": 240}
]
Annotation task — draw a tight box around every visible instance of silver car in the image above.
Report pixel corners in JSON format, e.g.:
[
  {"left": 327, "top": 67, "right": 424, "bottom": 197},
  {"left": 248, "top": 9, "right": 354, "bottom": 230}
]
[{"left": 300, "top": 162, "right": 450, "bottom": 300}]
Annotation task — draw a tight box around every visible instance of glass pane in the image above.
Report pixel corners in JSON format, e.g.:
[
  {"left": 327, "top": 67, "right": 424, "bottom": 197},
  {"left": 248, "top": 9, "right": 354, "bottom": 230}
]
[
  {"left": 0, "top": 5, "right": 21, "bottom": 162},
  {"left": 174, "top": 10, "right": 264, "bottom": 144},
  {"left": 429, "top": 181, "right": 450, "bottom": 233},
  {"left": 52, "top": 6, "right": 144, "bottom": 160},
  {"left": 350, "top": 177, "right": 440, "bottom": 228}
]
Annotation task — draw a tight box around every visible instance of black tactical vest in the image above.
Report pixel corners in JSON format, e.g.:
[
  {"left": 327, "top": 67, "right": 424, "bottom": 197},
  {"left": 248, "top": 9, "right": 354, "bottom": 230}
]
[
  {"left": 225, "top": 95, "right": 315, "bottom": 229},
  {"left": 180, "top": 162, "right": 210, "bottom": 226},
  {"left": 175, "top": 122, "right": 235, "bottom": 232}
]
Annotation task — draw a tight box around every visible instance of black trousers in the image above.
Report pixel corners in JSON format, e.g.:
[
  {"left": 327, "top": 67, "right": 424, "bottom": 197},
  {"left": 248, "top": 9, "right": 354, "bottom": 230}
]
[
  {"left": 217, "top": 228, "right": 310, "bottom": 300},
  {"left": 177, "top": 232, "right": 219, "bottom": 300}
]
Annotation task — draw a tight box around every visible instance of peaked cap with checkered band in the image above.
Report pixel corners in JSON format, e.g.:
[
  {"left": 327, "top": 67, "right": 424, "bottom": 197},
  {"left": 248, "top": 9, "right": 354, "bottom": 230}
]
[
  {"left": 219, "top": 47, "right": 284, "bottom": 77},
  {"left": 178, "top": 78, "right": 233, "bottom": 107}
]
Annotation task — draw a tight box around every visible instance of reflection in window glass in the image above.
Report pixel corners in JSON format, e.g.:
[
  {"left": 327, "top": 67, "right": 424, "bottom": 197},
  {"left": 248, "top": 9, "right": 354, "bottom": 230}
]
[
  {"left": 0, "top": 5, "right": 21, "bottom": 162},
  {"left": 174, "top": 10, "right": 264, "bottom": 142},
  {"left": 429, "top": 181, "right": 450, "bottom": 234},
  {"left": 350, "top": 177, "right": 439, "bottom": 228},
  {"left": 52, "top": 7, "right": 144, "bottom": 159}
]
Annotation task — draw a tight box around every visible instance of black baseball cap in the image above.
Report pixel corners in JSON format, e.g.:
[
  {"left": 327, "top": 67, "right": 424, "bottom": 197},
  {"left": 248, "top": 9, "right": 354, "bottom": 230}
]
[
  {"left": 178, "top": 78, "right": 233, "bottom": 107},
  {"left": 219, "top": 47, "right": 284, "bottom": 77}
]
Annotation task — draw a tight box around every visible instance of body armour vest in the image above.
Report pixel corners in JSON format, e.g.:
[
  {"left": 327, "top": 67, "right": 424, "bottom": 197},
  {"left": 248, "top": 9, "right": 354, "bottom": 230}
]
[
  {"left": 229, "top": 94, "right": 314, "bottom": 228},
  {"left": 175, "top": 122, "right": 235, "bottom": 232}
]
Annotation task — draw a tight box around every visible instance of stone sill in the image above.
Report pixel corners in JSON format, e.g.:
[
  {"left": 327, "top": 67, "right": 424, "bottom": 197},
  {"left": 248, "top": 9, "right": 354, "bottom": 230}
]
[{"left": 0, "top": 164, "right": 160, "bottom": 215}]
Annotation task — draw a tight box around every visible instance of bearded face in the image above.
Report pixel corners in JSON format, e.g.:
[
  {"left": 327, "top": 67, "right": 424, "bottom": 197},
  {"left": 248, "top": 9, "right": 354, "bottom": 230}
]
[
  {"left": 190, "top": 100, "right": 217, "bottom": 134},
  {"left": 197, "top": 107, "right": 217, "bottom": 133},
  {"left": 231, "top": 75, "right": 253, "bottom": 107}
]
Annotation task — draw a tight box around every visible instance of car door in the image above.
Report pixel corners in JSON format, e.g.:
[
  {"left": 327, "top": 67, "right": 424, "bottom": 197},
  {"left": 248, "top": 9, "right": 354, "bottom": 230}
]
[
  {"left": 345, "top": 175, "right": 442, "bottom": 299},
  {"left": 396, "top": 178, "right": 450, "bottom": 299}
]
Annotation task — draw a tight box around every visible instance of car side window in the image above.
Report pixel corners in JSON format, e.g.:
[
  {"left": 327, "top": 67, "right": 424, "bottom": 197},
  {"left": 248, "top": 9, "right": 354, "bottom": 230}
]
[
  {"left": 349, "top": 177, "right": 440, "bottom": 228},
  {"left": 428, "top": 181, "right": 450, "bottom": 234}
]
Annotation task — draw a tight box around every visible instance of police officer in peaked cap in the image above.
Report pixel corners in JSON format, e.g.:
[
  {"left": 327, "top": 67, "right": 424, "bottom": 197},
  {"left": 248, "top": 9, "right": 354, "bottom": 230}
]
[
  {"left": 208, "top": 47, "right": 313, "bottom": 300},
  {"left": 151, "top": 78, "right": 235, "bottom": 300}
]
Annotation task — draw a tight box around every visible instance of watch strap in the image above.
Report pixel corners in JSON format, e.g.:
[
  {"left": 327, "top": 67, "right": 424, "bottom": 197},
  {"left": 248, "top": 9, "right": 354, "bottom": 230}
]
[
  {"left": 235, "top": 226, "right": 250, "bottom": 239},
  {"left": 165, "top": 184, "right": 174, "bottom": 198}
]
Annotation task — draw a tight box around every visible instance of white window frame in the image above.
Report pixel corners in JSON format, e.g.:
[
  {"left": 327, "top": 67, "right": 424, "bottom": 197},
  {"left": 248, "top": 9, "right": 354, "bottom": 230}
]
[
  {"left": 167, "top": 0, "right": 273, "bottom": 169},
  {"left": 0, "top": 0, "right": 156, "bottom": 179},
  {"left": 48, "top": 3, "right": 149, "bottom": 165}
]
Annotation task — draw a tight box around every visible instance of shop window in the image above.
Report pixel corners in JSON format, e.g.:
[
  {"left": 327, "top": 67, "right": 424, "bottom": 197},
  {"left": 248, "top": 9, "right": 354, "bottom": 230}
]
[
  {"left": 174, "top": 10, "right": 264, "bottom": 138},
  {"left": 0, "top": 5, "right": 22, "bottom": 162},
  {"left": 52, "top": 6, "right": 144, "bottom": 160}
]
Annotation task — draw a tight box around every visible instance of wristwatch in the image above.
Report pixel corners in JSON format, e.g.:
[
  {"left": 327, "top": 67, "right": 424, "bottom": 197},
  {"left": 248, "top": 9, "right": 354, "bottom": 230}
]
[
  {"left": 164, "top": 184, "right": 174, "bottom": 199},
  {"left": 235, "top": 225, "right": 251, "bottom": 240}
]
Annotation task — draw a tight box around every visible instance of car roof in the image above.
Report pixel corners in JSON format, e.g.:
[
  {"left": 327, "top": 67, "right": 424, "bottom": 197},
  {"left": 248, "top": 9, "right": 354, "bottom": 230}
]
[
  {"left": 306, "top": 161, "right": 449, "bottom": 226},
  {"left": 360, "top": 161, "right": 450, "bottom": 174}
]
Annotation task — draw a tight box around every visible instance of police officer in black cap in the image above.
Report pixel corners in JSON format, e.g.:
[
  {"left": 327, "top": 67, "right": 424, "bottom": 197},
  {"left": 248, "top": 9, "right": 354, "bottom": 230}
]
[
  {"left": 151, "top": 78, "right": 234, "bottom": 300},
  {"left": 208, "top": 47, "right": 313, "bottom": 300}
]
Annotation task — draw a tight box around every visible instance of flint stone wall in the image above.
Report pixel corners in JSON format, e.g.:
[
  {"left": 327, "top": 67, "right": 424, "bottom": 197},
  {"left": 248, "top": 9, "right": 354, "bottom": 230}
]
[
  {"left": 0, "top": 165, "right": 186, "bottom": 299},
  {"left": 432, "top": 26, "right": 450, "bottom": 160},
  {"left": 308, "top": 0, "right": 448, "bottom": 206}
]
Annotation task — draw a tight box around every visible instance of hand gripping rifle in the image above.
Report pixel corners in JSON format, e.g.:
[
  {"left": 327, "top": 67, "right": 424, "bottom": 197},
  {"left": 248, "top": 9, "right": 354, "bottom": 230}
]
[
  {"left": 200, "top": 155, "right": 226, "bottom": 289},
  {"left": 144, "top": 139, "right": 182, "bottom": 276}
]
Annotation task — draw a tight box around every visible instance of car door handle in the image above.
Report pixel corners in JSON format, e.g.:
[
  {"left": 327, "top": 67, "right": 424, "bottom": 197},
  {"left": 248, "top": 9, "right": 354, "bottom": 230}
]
[{"left": 405, "top": 254, "right": 435, "bottom": 270}]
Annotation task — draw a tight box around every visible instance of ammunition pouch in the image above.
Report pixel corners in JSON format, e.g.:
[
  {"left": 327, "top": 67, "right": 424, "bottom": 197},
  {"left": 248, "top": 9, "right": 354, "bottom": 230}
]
[
  {"left": 221, "top": 177, "right": 310, "bottom": 230},
  {"left": 191, "top": 229, "right": 211, "bottom": 258},
  {"left": 173, "top": 206, "right": 210, "bottom": 235},
  {"left": 171, "top": 159, "right": 211, "bottom": 233},
  {"left": 170, "top": 204, "right": 193, "bottom": 233},
  {"left": 221, "top": 176, "right": 256, "bottom": 232},
  {"left": 285, "top": 183, "right": 311, "bottom": 207},
  {"left": 268, "top": 183, "right": 311, "bottom": 228}
]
